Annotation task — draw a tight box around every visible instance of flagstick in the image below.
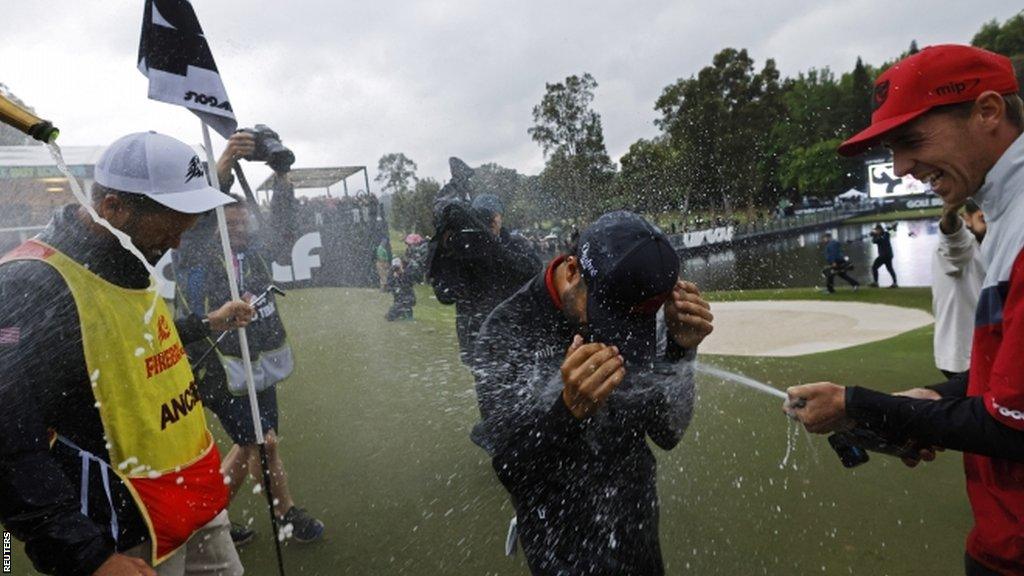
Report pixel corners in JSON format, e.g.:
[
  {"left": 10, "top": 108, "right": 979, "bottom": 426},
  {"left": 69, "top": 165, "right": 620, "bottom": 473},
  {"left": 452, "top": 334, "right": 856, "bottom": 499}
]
[{"left": 201, "top": 121, "right": 287, "bottom": 576}]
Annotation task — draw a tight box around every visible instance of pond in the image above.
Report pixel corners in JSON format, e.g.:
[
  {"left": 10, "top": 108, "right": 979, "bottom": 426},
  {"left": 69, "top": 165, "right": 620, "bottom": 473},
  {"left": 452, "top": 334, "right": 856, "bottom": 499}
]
[{"left": 680, "top": 219, "right": 941, "bottom": 292}]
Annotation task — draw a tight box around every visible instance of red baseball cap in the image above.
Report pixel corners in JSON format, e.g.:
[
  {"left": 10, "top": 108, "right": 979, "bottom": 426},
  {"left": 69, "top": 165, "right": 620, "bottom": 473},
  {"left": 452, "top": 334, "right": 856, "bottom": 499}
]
[{"left": 838, "top": 44, "right": 1019, "bottom": 157}]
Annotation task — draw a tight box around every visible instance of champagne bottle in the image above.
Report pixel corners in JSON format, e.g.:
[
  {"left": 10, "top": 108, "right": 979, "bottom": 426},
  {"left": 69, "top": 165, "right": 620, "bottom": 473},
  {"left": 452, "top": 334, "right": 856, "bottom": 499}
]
[{"left": 0, "top": 93, "right": 58, "bottom": 142}]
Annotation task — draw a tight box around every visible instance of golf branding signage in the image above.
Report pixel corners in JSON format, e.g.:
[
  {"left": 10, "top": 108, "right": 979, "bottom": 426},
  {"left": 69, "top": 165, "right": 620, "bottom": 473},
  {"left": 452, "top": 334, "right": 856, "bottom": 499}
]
[
  {"left": 904, "top": 197, "right": 944, "bottom": 209},
  {"left": 866, "top": 161, "right": 930, "bottom": 199},
  {"left": 271, "top": 232, "right": 324, "bottom": 283},
  {"left": 667, "top": 226, "right": 735, "bottom": 250},
  {"left": 157, "top": 231, "right": 325, "bottom": 295}
]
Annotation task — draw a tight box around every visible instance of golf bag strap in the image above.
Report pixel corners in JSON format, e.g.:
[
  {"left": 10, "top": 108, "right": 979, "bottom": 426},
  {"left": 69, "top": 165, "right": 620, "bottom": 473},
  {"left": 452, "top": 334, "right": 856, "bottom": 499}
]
[{"left": 56, "top": 435, "right": 119, "bottom": 543}]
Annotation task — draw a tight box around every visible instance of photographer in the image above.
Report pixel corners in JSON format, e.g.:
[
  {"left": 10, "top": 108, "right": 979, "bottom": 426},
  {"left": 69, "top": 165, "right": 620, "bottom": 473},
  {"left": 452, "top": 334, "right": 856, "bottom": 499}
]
[
  {"left": 176, "top": 192, "right": 325, "bottom": 546},
  {"left": 428, "top": 184, "right": 542, "bottom": 364},
  {"left": 216, "top": 127, "right": 297, "bottom": 261},
  {"left": 820, "top": 232, "right": 860, "bottom": 293},
  {"left": 868, "top": 223, "right": 898, "bottom": 288},
  {"left": 385, "top": 257, "right": 417, "bottom": 321}
]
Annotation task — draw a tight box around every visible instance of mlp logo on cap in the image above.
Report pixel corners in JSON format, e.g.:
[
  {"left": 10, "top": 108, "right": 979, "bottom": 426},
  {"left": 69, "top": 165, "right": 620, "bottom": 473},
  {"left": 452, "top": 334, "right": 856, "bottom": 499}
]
[{"left": 872, "top": 80, "right": 890, "bottom": 112}]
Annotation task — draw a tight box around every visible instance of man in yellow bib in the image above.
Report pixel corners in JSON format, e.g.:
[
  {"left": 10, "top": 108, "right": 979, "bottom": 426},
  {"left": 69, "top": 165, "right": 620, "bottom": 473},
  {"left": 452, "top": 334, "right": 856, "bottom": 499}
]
[{"left": 0, "top": 132, "right": 254, "bottom": 576}]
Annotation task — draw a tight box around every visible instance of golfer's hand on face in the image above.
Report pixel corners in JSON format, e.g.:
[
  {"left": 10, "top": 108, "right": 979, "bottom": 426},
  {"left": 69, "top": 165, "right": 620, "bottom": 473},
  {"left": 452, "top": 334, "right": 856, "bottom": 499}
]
[
  {"left": 92, "top": 553, "right": 156, "bottom": 576},
  {"left": 664, "top": 280, "right": 714, "bottom": 349},
  {"left": 783, "top": 382, "right": 854, "bottom": 434},
  {"left": 207, "top": 299, "right": 255, "bottom": 332},
  {"left": 560, "top": 335, "right": 625, "bottom": 420}
]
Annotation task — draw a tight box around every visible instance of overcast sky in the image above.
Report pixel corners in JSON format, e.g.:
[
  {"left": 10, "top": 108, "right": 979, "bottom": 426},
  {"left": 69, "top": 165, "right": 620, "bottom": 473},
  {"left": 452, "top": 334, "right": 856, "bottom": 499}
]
[{"left": 1, "top": 1, "right": 1019, "bottom": 194}]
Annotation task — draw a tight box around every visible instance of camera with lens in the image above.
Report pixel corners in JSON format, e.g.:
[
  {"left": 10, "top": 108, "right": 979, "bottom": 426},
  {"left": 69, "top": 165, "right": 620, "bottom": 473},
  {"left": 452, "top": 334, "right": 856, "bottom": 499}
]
[{"left": 238, "top": 124, "right": 295, "bottom": 173}]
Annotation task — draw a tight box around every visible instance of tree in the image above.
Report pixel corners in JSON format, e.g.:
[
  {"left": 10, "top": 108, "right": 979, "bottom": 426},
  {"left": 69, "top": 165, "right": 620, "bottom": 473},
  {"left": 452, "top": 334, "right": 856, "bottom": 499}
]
[
  {"left": 529, "top": 73, "right": 615, "bottom": 220},
  {"left": 972, "top": 14, "right": 1024, "bottom": 58},
  {"left": 391, "top": 177, "right": 439, "bottom": 234},
  {"left": 655, "top": 48, "right": 784, "bottom": 213},
  {"left": 616, "top": 137, "right": 688, "bottom": 215},
  {"left": 0, "top": 84, "right": 37, "bottom": 146},
  {"left": 374, "top": 153, "right": 418, "bottom": 196},
  {"left": 779, "top": 138, "right": 846, "bottom": 194},
  {"left": 842, "top": 58, "right": 874, "bottom": 135},
  {"left": 973, "top": 14, "right": 1024, "bottom": 97}
]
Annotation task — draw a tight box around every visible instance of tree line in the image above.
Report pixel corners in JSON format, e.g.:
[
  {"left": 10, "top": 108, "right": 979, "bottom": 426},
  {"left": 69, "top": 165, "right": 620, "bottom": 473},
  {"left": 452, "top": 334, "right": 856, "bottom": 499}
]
[{"left": 387, "top": 14, "right": 1024, "bottom": 233}]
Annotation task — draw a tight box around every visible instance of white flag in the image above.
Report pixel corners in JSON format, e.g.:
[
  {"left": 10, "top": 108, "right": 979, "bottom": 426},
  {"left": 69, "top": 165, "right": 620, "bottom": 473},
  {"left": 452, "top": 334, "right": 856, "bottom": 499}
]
[{"left": 138, "top": 0, "right": 237, "bottom": 138}]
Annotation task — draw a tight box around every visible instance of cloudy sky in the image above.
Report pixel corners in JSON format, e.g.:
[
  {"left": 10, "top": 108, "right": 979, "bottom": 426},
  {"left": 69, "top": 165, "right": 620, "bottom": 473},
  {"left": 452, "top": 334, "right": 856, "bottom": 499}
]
[{"left": 1, "top": 1, "right": 1019, "bottom": 193}]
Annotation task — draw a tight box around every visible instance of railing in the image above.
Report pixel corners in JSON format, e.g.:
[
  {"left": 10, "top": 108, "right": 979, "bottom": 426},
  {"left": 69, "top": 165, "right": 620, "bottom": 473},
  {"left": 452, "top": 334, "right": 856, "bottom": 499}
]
[
  {"left": 668, "top": 203, "right": 883, "bottom": 253},
  {"left": 732, "top": 204, "right": 881, "bottom": 240}
]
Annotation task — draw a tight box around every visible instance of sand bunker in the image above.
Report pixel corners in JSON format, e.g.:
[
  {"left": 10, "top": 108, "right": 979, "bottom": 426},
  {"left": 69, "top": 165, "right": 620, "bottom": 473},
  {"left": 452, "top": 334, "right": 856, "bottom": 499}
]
[{"left": 698, "top": 300, "right": 933, "bottom": 357}]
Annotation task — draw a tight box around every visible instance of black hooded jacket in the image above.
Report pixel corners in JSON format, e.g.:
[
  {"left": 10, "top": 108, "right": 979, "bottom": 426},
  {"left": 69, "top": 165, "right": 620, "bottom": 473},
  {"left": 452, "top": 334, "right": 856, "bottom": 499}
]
[
  {"left": 0, "top": 205, "right": 210, "bottom": 575},
  {"left": 430, "top": 212, "right": 542, "bottom": 360},
  {"left": 471, "top": 264, "right": 696, "bottom": 576}
]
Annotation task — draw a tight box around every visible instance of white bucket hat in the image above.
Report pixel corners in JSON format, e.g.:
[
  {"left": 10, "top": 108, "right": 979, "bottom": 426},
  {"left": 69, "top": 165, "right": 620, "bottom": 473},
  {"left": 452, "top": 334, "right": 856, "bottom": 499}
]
[{"left": 94, "top": 131, "right": 235, "bottom": 214}]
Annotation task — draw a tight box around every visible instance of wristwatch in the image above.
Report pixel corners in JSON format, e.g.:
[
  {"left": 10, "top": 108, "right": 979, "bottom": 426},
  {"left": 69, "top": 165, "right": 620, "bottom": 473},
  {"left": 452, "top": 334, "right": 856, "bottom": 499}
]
[{"left": 201, "top": 316, "right": 211, "bottom": 333}]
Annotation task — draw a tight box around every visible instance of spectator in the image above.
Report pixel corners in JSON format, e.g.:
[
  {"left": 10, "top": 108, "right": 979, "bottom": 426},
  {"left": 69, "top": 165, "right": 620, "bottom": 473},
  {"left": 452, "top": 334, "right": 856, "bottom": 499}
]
[
  {"left": 375, "top": 237, "right": 391, "bottom": 291},
  {"left": 932, "top": 199, "right": 987, "bottom": 379}
]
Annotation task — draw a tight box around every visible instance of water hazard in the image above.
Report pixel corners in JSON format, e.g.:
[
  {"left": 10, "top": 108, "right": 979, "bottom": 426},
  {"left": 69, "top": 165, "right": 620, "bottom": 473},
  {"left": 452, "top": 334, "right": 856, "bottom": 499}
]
[{"left": 681, "top": 219, "right": 941, "bottom": 292}]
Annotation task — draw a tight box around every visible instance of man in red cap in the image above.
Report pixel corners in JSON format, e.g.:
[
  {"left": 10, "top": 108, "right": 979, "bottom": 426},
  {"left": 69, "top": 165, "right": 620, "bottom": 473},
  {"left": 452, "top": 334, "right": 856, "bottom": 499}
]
[{"left": 786, "top": 44, "right": 1024, "bottom": 575}]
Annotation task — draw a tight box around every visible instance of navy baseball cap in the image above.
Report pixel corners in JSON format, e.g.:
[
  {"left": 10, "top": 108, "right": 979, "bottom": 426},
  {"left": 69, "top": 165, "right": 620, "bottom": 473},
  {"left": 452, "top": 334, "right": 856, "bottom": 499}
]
[{"left": 577, "top": 211, "right": 679, "bottom": 365}]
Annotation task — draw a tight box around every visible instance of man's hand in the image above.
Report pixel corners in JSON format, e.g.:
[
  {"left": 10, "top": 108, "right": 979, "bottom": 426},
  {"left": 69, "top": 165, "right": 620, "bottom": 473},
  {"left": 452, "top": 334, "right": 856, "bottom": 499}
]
[
  {"left": 783, "top": 382, "right": 853, "bottom": 434},
  {"left": 216, "top": 131, "right": 257, "bottom": 184},
  {"left": 893, "top": 388, "right": 942, "bottom": 466},
  {"left": 560, "top": 335, "right": 625, "bottom": 419},
  {"left": 206, "top": 300, "right": 255, "bottom": 332},
  {"left": 894, "top": 387, "right": 942, "bottom": 401},
  {"left": 92, "top": 554, "right": 157, "bottom": 576},
  {"left": 939, "top": 200, "right": 965, "bottom": 235},
  {"left": 664, "top": 280, "right": 713, "bottom": 349}
]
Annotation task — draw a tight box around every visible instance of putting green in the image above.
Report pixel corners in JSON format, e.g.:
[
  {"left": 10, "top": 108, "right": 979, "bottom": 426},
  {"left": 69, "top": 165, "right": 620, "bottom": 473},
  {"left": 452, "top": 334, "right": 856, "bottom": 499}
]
[{"left": 9, "top": 286, "right": 970, "bottom": 575}]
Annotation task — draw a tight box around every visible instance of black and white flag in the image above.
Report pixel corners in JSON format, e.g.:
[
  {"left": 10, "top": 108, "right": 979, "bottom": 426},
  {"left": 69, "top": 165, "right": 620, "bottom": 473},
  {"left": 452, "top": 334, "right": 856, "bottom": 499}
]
[{"left": 138, "top": 0, "right": 237, "bottom": 138}]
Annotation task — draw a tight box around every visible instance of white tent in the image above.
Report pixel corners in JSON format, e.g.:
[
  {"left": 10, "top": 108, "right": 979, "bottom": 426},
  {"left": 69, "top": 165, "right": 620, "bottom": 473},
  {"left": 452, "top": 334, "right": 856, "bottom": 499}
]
[{"left": 837, "top": 188, "right": 867, "bottom": 200}]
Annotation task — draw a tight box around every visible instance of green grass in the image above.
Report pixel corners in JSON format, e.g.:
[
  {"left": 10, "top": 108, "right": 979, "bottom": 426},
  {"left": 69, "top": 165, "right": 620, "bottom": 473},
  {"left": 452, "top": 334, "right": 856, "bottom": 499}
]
[
  {"left": 10, "top": 286, "right": 968, "bottom": 576},
  {"left": 708, "top": 286, "right": 933, "bottom": 312},
  {"left": 844, "top": 207, "right": 942, "bottom": 224}
]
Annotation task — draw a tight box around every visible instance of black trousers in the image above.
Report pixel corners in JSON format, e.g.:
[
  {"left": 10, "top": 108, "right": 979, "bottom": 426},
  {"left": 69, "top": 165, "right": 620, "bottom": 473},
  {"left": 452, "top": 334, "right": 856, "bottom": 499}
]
[
  {"left": 872, "top": 256, "right": 897, "bottom": 285},
  {"left": 823, "top": 267, "right": 859, "bottom": 292},
  {"left": 965, "top": 553, "right": 1003, "bottom": 576}
]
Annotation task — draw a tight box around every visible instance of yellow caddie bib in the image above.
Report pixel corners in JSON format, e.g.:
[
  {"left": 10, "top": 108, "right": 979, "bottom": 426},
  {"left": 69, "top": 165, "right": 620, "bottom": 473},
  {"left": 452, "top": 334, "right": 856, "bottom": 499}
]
[{"left": 0, "top": 240, "right": 228, "bottom": 565}]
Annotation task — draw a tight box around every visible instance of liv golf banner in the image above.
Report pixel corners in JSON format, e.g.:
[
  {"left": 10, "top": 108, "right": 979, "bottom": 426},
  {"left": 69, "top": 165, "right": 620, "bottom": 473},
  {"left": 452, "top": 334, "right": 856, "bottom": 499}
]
[{"left": 138, "top": 0, "right": 237, "bottom": 138}]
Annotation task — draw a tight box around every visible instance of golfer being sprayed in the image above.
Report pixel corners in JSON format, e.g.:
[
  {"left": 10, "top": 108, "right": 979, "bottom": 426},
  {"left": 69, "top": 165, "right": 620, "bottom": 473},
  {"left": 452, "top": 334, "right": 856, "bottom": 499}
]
[{"left": 471, "top": 211, "right": 713, "bottom": 575}]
